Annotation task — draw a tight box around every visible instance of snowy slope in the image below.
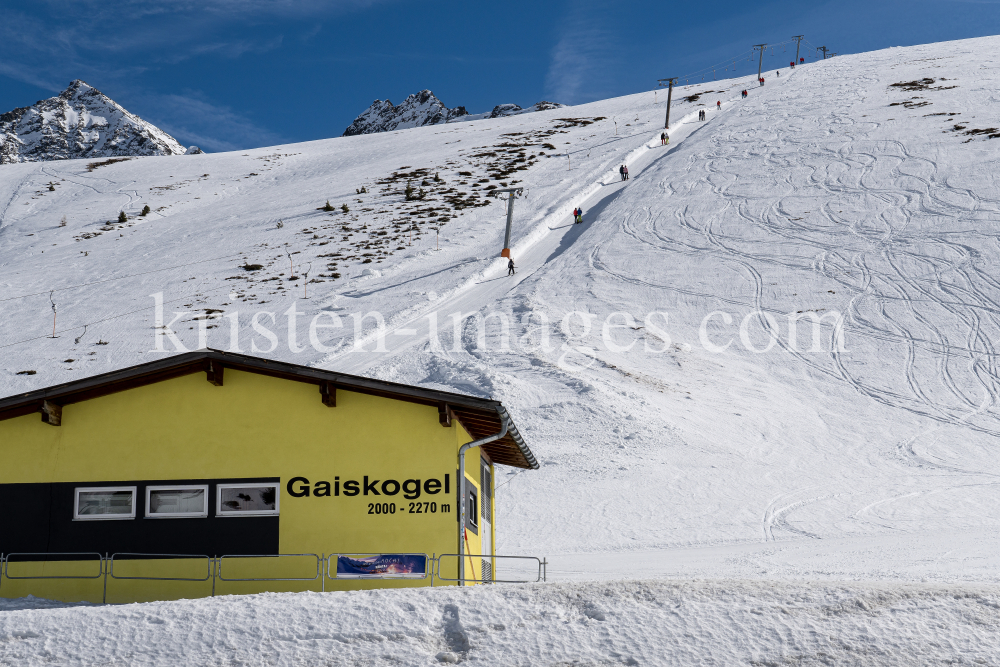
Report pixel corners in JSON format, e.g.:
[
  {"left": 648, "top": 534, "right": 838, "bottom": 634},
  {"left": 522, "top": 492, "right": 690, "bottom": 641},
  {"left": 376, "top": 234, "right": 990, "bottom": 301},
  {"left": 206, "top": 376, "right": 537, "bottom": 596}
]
[
  {"left": 3, "top": 34, "right": 1000, "bottom": 663},
  {"left": 0, "top": 81, "right": 186, "bottom": 164}
]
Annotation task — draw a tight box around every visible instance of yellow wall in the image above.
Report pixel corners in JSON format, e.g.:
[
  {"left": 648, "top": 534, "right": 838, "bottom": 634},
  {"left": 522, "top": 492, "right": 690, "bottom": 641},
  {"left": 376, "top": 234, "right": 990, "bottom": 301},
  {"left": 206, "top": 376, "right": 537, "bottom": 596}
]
[{"left": 0, "top": 369, "right": 496, "bottom": 602}]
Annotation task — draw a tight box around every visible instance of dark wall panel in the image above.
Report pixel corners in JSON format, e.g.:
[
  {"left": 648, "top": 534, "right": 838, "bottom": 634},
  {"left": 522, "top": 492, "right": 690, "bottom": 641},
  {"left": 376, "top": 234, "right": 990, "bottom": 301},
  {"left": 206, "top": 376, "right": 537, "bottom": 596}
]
[{"left": 0, "top": 478, "right": 279, "bottom": 557}]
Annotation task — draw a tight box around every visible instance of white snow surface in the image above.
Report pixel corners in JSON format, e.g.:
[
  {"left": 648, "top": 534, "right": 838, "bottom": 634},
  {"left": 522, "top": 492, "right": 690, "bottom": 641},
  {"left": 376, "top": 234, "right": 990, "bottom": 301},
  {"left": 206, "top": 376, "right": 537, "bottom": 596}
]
[
  {"left": 3, "top": 36, "right": 1000, "bottom": 662},
  {"left": 2, "top": 581, "right": 999, "bottom": 665}
]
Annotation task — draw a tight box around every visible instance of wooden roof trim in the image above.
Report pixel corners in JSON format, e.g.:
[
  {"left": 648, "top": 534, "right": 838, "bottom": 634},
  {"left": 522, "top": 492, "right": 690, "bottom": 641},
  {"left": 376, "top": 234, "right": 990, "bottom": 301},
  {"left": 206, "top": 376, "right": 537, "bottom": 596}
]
[
  {"left": 450, "top": 406, "right": 538, "bottom": 470},
  {"left": 0, "top": 350, "right": 502, "bottom": 416},
  {"left": 0, "top": 350, "right": 540, "bottom": 470}
]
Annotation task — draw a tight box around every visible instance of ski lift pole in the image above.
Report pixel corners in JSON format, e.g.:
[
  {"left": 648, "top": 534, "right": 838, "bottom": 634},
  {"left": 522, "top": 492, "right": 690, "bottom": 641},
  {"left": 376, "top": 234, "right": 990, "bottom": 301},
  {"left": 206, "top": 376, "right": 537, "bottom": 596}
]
[
  {"left": 49, "top": 291, "right": 57, "bottom": 338},
  {"left": 754, "top": 44, "right": 767, "bottom": 80},
  {"left": 492, "top": 187, "right": 523, "bottom": 258},
  {"left": 792, "top": 35, "right": 804, "bottom": 65},
  {"left": 658, "top": 77, "right": 677, "bottom": 129}
]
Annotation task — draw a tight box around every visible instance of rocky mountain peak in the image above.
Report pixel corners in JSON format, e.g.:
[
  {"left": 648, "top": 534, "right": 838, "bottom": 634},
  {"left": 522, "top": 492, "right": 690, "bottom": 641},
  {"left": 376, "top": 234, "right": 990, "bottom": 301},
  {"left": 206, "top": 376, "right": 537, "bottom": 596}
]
[
  {"left": 343, "top": 90, "right": 469, "bottom": 137},
  {"left": 0, "top": 80, "right": 187, "bottom": 164},
  {"left": 342, "top": 90, "right": 565, "bottom": 136}
]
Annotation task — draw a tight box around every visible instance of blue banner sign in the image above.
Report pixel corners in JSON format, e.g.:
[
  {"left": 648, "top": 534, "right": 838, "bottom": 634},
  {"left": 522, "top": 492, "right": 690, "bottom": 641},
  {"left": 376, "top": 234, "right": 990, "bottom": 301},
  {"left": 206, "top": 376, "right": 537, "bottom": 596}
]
[{"left": 336, "top": 554, "right": 427, "bottom": 578}]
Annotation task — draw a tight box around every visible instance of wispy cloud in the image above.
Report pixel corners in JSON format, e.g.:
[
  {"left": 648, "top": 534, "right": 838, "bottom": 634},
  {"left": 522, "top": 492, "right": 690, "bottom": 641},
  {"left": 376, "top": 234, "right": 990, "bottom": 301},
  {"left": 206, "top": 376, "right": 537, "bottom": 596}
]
[
  {"left": 543, "top": 2, "right": 621, "bottom": 105},
  {"left": 149, "top": 93, "right": 288, "bottom": 152}
]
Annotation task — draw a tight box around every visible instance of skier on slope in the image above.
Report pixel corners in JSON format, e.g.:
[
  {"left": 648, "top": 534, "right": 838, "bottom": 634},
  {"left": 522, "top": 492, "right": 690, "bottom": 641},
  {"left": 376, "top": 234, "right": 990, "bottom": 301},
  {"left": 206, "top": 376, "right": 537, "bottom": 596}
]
[
  {"left": 742, "top": 89, "right": 748, "bottom": 99},
  {"left": 619, "top": 165, "right": 626, "bottom": 181},
  {"left": 623, "top": 165, "right": 630, "bottom": 180},
  {"left": 576, "top": 206, "right": 584, "bottom": 224},
  {"left": 661, "top": 132, "right": 666, "bottom": 145},
  {"left": 507, "top": 257, "right": 515, "bottom": 276},
  {"left": 716, "top": 100, "right": 721, "bottom": 110}
]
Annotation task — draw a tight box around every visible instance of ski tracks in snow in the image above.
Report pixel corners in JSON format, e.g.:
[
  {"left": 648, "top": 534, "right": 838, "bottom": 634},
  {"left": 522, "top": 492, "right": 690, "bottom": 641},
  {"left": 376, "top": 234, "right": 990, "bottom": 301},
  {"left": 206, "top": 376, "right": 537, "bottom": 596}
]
[{"left": 582, "top": 65, "right": 1000, "bottom": 542}]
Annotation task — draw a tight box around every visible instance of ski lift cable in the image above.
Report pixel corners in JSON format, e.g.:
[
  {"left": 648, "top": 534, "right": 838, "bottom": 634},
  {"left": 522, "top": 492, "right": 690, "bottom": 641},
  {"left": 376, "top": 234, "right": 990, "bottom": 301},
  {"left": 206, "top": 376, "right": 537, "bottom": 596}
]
[
  {"left": 675, "top": 48, "right": 757, "bottom": 82},
  {"left": 673, "top": 38, "right": 799, "bottom": 83}
]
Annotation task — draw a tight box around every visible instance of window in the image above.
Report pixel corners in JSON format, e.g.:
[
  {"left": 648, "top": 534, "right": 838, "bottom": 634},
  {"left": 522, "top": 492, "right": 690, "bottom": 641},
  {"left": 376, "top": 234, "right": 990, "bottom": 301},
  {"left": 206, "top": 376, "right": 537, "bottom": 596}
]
[
  {"left": 146, "top": 485, "right": 209, "bottom": 518},
  {"left": 74, "top": 487, "right": 136, "bottom": 520},
  {"left": 468, "top": 488, "right": 478, "bottom": 529},
  {"left": 480, "top": 461, "right": 492, "bottom": 524},
  {"left": 217, "top": 483, "right": 279, "bottom": 517}
]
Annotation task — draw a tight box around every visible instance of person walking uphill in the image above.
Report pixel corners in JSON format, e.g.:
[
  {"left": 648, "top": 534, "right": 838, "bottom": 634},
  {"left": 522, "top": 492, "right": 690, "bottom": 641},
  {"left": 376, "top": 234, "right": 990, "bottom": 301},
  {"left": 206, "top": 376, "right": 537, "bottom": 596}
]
[
  {"left": 508, "top": 257, "right": 515, "bottom": 276},
  {"left": 717, "top": 100, "right": 721, "bottom": 110},
  {"left": 575, "top": 206, "right": 584, "bottom": 224},
  {"left": 661, "top": 132, "right": 667, "bottom": 145},
  {"left": 623, "top": 164, "right": 630, "bottom": 180},
  {"left": 619, "top": 164, "right": 626, "bottom": 181}
]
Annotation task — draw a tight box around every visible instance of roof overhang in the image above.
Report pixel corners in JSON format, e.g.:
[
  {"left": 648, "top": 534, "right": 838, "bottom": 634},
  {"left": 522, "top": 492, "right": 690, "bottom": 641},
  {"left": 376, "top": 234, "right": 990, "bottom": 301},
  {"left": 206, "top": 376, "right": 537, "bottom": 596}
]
[{"left": 0, "top": 350, "right": 539, "bottom": 470}]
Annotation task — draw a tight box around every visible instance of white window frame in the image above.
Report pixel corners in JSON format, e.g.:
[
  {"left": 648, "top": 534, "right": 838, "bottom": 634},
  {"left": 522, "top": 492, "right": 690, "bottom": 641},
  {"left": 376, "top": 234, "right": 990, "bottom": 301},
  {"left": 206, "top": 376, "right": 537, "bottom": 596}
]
[
  {"left": 145, "top": 485, "right": 209, "bottom": 519},
  {"left": 216, "top": 483, "right": 280, "bottom": 517},
  {"left": 73, "top": 486, "right": 137, "bottom": 521}
]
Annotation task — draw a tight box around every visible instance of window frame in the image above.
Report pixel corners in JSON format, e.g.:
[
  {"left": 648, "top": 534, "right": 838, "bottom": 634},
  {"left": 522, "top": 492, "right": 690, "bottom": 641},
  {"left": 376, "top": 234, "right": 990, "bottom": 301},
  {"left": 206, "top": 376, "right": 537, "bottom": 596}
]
[
  {"left": 467, "top": 487, "right": 479, "bottom": 531},
  {"left": 145, "top": 484, "right": 210, "bottom": 519},
  {"left": 73, "top": 486, "right": 137, "bottom": 521},
  {"left": 216, "top": 482, "right": 280, "bottom": 517}
]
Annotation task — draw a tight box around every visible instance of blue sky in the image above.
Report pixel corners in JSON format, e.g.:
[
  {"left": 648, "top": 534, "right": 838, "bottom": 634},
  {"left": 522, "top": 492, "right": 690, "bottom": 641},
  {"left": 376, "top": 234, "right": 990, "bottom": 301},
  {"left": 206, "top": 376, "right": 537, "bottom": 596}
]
[{"left": 1, "top": 0, "right": 997, "bottom": 152}]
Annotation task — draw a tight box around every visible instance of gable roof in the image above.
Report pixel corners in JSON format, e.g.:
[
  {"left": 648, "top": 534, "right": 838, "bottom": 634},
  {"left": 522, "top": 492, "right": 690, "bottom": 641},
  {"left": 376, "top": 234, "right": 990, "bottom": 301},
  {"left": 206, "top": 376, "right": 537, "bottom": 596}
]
[{"left": 0, "top": 350, "right": 538, "bottom": 470}]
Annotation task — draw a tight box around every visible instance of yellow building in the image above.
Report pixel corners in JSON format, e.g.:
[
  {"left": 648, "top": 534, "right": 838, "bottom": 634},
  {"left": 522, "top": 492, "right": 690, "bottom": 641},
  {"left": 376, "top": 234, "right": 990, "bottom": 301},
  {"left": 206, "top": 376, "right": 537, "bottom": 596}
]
[{"left": 0, "top": 350, "right": 538, "bottom": 603}]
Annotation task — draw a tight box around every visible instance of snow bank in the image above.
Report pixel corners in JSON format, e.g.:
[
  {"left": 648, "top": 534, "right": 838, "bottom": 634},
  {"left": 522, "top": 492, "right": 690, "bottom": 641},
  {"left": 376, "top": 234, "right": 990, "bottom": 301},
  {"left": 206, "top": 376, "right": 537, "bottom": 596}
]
[{"left": 1, "top": 580, "right": 997, "bottom": 665}]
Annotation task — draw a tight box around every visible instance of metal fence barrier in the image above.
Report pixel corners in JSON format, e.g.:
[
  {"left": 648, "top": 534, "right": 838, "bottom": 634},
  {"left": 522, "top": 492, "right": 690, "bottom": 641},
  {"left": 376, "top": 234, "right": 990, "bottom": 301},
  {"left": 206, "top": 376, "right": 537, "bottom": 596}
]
[
  {"left": 3, "top": 552, "right": 109, "bottom": 603},
  {"left": 3, "top": 552, "right": 105, "bottom": 580},
  {"left": 0, "top": 551, "right": 547, "bottom": 603},
  {"left": 110, "top": 553, "right": 213, "bottom": 582},
  {"left": 216, "top": 554, "right": 322, "bottom": 583},
  {"left": 434, "top": 554, "right": 547, "bottom": 584}
]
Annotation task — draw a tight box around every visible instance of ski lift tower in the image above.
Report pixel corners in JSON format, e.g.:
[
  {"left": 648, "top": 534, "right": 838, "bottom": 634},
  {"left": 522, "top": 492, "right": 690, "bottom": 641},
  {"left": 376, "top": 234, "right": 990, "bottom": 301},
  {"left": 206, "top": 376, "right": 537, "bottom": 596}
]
[
  {"left": 753, "top": 44, "right": 768, "bottom": 81},
  {"left": 491, "top": 187, "right": 524, "bottom": 258},
  {"left": 658, "top": 77, "right": 678, "bottom": 129}
]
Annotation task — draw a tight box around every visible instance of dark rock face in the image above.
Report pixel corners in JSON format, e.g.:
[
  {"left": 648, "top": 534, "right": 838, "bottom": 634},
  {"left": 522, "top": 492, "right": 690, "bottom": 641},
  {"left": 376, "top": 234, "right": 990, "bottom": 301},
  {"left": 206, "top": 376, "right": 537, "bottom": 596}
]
[
  {"left": 0, "top": 80, "right": 185, "bottom": 164},
  {"left": 489, "top": 103, "right": 523, "bottom": 118},
  {"left": 343, "top": 91, "right": 565, "bottom": 136},
  {"left": 343, "top": 90, "right": 469, "bottom": 136}
]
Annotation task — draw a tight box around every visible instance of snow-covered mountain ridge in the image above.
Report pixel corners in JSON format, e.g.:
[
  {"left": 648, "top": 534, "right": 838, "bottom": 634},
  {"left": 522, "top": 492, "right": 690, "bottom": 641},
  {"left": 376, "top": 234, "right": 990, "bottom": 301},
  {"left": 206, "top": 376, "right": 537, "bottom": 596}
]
[
  {"left": 342, "top": 89, "right": 564, "bottom": 135},
  {"left": 0, "top": 80, "right": 191, "bottom": 164}
]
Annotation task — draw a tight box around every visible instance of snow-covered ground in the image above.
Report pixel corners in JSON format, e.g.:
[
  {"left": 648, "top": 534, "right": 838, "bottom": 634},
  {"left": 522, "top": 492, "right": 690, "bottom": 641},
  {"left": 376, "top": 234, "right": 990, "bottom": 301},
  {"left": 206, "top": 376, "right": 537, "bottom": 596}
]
[
  {"left": 4, "top": 35, "right": 1000, "bottom": 663},
  {"left": 2, "top": 581, "right": 999, "bottom": 666}
]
